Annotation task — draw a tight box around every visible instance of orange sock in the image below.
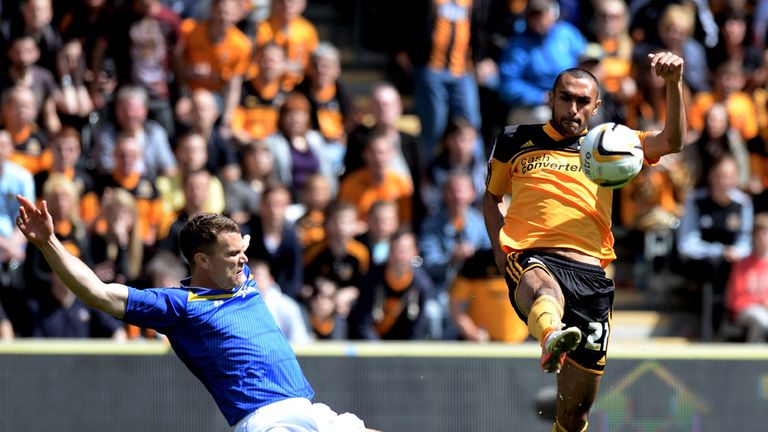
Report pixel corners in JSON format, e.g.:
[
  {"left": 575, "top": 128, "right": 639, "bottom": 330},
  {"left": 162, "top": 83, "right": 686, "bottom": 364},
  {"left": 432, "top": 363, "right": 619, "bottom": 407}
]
[{"left": 527, "top": 295, "right": 564, "bottom": 343}]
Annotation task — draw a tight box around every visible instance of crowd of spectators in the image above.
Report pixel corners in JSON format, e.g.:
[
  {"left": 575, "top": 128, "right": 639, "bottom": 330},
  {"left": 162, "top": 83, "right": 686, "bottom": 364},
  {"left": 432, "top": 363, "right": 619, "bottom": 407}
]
[{"left": 1, "top": 0, "right": 768, "bottom": 344}]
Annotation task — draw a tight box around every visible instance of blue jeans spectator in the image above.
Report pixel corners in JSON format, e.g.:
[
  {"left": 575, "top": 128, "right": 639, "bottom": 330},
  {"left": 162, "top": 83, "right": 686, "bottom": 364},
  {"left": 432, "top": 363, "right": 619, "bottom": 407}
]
[{"left": 413, "top": 66, "right": 481, "bottom": 159}]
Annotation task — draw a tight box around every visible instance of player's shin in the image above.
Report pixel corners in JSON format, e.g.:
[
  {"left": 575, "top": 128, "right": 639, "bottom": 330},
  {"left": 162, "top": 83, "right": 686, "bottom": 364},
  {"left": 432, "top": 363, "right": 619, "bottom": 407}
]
[{"left": 527, "top": 294, "right": 564, "bottom": 343}]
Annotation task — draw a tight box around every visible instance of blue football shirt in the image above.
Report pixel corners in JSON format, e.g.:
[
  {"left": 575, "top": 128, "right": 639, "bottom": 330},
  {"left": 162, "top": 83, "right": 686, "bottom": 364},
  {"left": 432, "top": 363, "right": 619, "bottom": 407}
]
[{"left": 123, "top": 265, "right": 314, "bottom": 425}]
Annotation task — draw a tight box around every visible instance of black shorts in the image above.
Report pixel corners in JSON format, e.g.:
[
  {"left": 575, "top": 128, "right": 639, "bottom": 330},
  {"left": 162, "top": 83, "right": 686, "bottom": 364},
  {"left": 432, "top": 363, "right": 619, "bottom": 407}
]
[{"left": 504, "top": 250, "right": 615, "bottom": 373}]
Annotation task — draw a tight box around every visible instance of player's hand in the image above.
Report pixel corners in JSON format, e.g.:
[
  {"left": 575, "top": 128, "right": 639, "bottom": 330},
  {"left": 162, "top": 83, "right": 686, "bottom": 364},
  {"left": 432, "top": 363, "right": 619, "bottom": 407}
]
[
  {"left": 647, "top": 52, "right": 684, "bottom": 83},
  {"left": 16, "top": 195, "right": 54, "bottom": 247}
]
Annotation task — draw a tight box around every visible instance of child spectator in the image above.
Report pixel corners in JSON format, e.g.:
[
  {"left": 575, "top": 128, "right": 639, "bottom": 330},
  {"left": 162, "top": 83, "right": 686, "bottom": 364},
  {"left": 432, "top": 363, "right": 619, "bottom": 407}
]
[
  {"left": 677, "top": 155, "right": 753, "bottom": 340},
  {"left": 184, "top": 88, "right": 240, "bottom": 182}
]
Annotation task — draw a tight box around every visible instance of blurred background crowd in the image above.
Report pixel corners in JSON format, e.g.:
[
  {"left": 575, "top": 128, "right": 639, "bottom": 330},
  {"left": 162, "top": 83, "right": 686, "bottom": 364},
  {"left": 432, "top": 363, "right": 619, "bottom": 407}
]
[{"left": 0, "top": 0, "right": 767, "bottom": 345}]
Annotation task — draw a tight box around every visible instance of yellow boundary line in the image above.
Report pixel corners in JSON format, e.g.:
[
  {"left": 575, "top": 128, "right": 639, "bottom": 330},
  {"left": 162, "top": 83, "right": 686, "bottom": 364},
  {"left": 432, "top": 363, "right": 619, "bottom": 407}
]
[{"left": 1, "top": 340, "right": 768, "bottom": 360}]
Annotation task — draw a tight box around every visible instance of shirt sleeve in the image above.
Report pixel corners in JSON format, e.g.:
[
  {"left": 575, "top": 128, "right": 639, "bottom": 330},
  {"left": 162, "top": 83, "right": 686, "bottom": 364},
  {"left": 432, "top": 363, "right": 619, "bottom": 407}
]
[{"left": 123, "top": 287, "right": 188, "bottom": 330}]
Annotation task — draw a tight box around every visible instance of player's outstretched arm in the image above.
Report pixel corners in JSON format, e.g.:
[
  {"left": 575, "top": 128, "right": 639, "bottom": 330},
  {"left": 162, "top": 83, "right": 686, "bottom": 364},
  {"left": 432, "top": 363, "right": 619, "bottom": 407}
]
[
  {"left": 643, "top": 51, "right": 687, "bottom": 162},
  {"left": 16, "top": 195, "right": 129, "bottom": 319}
]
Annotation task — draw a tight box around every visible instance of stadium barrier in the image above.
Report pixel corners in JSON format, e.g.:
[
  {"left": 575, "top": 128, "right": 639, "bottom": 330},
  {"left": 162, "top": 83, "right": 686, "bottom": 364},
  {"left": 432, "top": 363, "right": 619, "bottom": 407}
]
[{"left": 1, "top": 340, "right": 767, "bottom": 431}]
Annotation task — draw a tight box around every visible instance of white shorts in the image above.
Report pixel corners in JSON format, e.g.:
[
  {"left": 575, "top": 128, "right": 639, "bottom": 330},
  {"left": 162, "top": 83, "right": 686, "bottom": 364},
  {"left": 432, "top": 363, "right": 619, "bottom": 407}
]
[{"left": 233, "top": 398, "right": 366, "bottom": 432}]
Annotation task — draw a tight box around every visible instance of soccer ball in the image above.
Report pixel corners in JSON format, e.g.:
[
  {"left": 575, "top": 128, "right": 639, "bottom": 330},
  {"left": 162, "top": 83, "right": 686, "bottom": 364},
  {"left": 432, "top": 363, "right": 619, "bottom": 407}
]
[{"left": 579, "top": 122, "right": 644, "bottom": 189}]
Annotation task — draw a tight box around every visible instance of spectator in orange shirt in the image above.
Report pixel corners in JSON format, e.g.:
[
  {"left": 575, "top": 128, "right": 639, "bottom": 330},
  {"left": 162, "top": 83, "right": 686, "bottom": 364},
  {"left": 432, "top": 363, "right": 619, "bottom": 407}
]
[
  {"left": 338, "top": 131, "right": 413, "bottom": 224},
  {"left": 1, "top": 86, "right": 50, "bottom": 175},
  {"left": 174, "top": 0, "right": 252, "bottom": 130},
  {"left": 449, "top": 249, "right": 528, "bottom": 343},
  {"left": 689, "top": 60, "right": 759, "bottom": 142},
  {"left": 255, "top": 0, "right": 319, "bottom": 89},
  {"left": 231, "top": 42, "right": 289, "bottom": 143}
]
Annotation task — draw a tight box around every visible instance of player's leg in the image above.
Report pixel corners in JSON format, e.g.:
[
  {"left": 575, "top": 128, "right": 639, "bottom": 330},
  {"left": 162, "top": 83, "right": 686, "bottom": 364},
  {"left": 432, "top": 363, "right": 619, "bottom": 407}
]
[
  {"left": 505, "top": 253, "right": 580, "bottom": 372},
  {"left": 552, "top": 360, "right": 601, "bottom": 432}
]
